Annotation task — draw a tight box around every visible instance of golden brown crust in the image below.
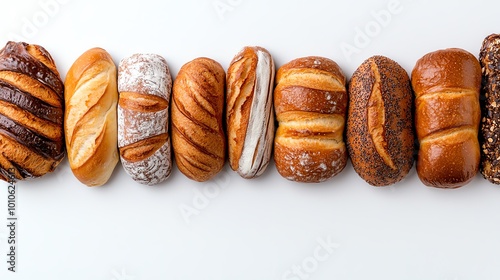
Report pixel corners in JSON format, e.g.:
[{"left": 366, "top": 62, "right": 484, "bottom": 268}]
[
  {"left": 227, "top": 47, "right": 257, "bottom": 174},
  {"left": 0, "top": 41, "right": 65, "bottom": 180},
  {"left": 120, "top": 133, "right": 168, "bottom": 162},
  {"left": 172, "top": 57, "right": 226, "bottom": 182},
  {"left": 119, "top": 92, "right": 169, "bottom": 113},
  {"left": 347, "top": 55, "right": 414, "bottom": 186},
  {"left": 226, "top": 46, "right": 275, "bottom": 179},
  {"left": 64, "top": 47, "right": 119, "bottom": 187},
  {"left": 274, "top": 56, "right": 347, "bottom": 183},
  {"left": 412, "top": 48, "right": 481, "bottom": 188}
]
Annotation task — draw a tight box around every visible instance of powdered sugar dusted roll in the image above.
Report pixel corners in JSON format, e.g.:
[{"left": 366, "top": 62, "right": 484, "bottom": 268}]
[
  {"left": 226, "top": 46, "right": 275, "bottom": 179},
  {"left": 118, "top": 53, "right": 172, "bottom": 185}
]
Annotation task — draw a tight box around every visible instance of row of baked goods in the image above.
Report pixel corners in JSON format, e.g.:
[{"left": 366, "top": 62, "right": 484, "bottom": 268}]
[{"left": 0, "top": 35, "right": 498, "bottom": 188}]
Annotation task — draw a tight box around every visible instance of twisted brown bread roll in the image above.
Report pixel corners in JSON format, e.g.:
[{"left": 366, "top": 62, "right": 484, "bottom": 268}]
[
  {"left": 226, "top": 46, "right": 275, "bottom": 179},
  {"left": 171, "top": 57, "right": 226, "bottom": 182},
  {"left": 412, "top": 48, "right": 481, "bottom": 188},
  {"left": 347, "top": 55, "right": 414, "bottom": 186},
  {"left": 0, "top": 41, "right": 65, "bottom": 181},
  {"left": 118, "top": 54, "right": 172, "bottom": 185},
  {"left": 64, "top": 48, "right": 119, "bottom": 187},
  {"left": 274, "top": 56, "right": 347, "bottom": 183},
  {"left": 479, "top": 34, "right": 500, "bottom": 184}
]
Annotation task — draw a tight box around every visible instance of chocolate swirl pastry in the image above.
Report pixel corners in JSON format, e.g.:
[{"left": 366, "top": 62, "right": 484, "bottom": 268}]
[{"left": 0, "top": 41, "right": 65, "bottom": 181}]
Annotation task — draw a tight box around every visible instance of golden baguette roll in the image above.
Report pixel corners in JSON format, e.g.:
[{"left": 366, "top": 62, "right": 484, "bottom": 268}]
[
  {"left": 412, "top": 48, "right": 481, "bottom": 188},
  {"left": 274, "top": 56, "right": 347, "bottom": 183},
  {"left": 479, "top": 34, "right": 500, "bottom": 183},
  {"left": 347, "top": 55, "right": 414, "bottom": 186},
  {"left": 0, "top": 41, "right": 65, "bottom": 181},
  {"left": 118, "top": 54, "right": 172, "bottom": 185},
  {"left": 226, "top": 46, "right": 275, "bottom": 179},
  {"left": 171, "top": 57, "right": 226, "bottom": 182},
  {"left": 64, "top": 48, "right": 119, "bottom": 187}
]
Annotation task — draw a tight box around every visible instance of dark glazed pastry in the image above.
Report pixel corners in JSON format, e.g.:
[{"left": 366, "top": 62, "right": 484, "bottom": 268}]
[
  {"left": 0, "top": 41, "right": 65, "bottom": 181},
  {"left": 479, "top": 34, "right": 500, "bottom": 184}
]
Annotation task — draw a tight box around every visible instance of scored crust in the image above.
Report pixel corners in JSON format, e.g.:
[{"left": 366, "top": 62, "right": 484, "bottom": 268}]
[
  {"left": 117, "top": 53, "right": 172, "bottom": 185},
  {"left": 64, "top": 48, "right": 119, "bottom": 187},
  {"left": 274, "top": 56, "right": 347, "bottom": 183},
  {"left": 172, "top": 57, "right": 226, "bottom": 182},
  {"left": 347, "top": 55, "right": 414, "bottom": 186},
  {"left": 226, "top": 46, "right": 275, "bottom": 179}
]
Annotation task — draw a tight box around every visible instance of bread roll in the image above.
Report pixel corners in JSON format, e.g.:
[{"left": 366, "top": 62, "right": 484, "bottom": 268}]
[
  {"left": 274, "top": 56, "right": 347, "bottom": 183},
  {"left": 479, "top": 34, "right": 500, "bottom": 184},
  {"left": 171, "top": 57, "right": 226, "bottom": 182},
  {"left": 347, "top": 55, "right": 414, "bottom": 186},
  {"left": 64, "top": 48, "right": 119, "bottom": 187},
  {"left": 0, "top": 41, "right": 64, "bottom": 181},
  {"left": 118, "top": 54, "right": 172, "bottom": 185},
  {"left": 412, "top": 48, "right": 481, "bottom": 188},
  {"left": 226, "top": 46, "right": 275, "bottom": 179}
]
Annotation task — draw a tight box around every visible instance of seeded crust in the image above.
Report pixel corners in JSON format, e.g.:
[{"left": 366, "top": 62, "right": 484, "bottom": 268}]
[
  {"left": 480, "top": 34, "right": 500, "bottom": 184},
  {"left": 347, "top": 55, "right": 414, "bottom": 186}
]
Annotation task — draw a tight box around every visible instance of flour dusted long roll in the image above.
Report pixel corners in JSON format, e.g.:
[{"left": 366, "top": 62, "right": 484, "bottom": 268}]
[
  {"left": 274, "top": 56, "right": 348, "bottom": 183},
  {"left": 118, "top": 54, "right": 172, "bottom": 185},
  {"left": 0, "top": 41, "right": 65, "bottom": 181},
  {"left": 64, "top": 48, "right": 119, "bottom": 187},
  {"left": 412, "top": 48, "right": 481, "bottom": 188},
  {"left": 226, "top": 46, "right": 275, "bottom": 179}
]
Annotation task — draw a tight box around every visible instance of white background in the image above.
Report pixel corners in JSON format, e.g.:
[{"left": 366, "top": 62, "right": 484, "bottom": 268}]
[{"left": 1, "top": 0, "right": 500, "bottom": 279}]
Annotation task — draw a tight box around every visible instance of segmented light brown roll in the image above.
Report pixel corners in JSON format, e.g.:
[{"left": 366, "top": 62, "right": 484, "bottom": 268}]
[
  {"left": 0, "top": 41, "right": 65, "bottom": 181},
  {"left": 171, "top": 57, "right": 226, "bottom": 182},
  {"left": 274, "top": 56, "right": 348, "bottom": 183},
  {"left": 412, "top": 48, "right": 481, "bottom": 188}
]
